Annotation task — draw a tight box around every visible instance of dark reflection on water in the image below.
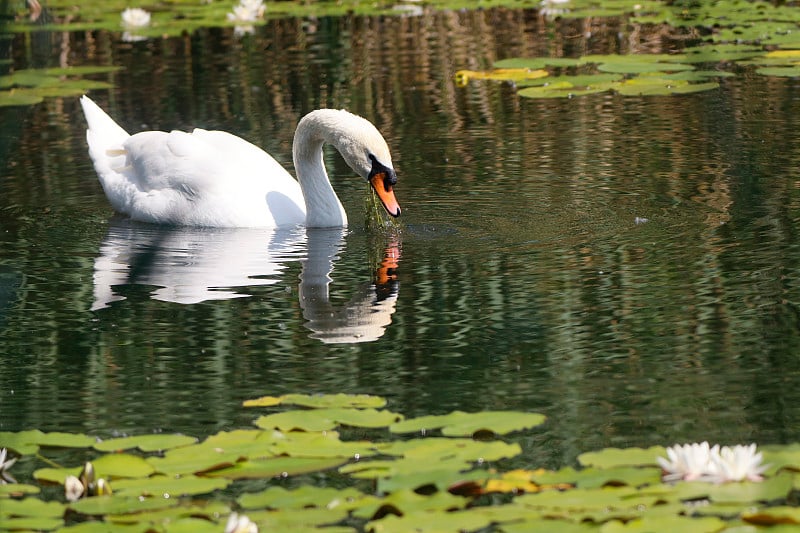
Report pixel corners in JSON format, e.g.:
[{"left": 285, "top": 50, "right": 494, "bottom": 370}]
[{"left": 2, "top": 8, "right": 800, "bottom": 469}]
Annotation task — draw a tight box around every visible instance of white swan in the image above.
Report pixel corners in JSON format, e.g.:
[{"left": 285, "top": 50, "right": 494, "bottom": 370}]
[{"left": 79, "top": 95, "right": 401, "bottom": 228}]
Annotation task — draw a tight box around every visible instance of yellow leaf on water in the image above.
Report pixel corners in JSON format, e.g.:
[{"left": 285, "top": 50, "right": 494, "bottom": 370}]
[{"left": 455, "top": 68, "right": 548, "bottom": 86}]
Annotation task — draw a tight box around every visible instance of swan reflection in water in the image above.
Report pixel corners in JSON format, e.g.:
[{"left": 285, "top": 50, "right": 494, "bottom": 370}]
[{"left": 92, "top": 219, "right": 400, "bottom": 343}]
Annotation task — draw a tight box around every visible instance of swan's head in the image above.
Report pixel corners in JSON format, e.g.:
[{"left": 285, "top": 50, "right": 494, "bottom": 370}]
[{"left": 299, "top": 109, "right": 401, "bottom": 218}]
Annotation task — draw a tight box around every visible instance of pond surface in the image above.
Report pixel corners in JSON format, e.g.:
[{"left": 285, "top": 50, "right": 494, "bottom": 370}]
[{"left": 2, "top": 7, "right": 800, "bottom": 469}]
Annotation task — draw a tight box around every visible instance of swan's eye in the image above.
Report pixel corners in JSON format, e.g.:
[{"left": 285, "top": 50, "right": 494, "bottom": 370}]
[{"left": 368, "top": 154, "right": 396, "bottom": 185}]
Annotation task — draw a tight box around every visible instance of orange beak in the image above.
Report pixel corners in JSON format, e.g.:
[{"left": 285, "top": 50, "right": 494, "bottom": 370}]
[{"left": 370, "top": 172, "right": 401, "bottom": 217}]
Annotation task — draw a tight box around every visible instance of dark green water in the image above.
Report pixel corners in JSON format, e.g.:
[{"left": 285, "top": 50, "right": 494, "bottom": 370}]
[{"left": 2, "top": 8, "right": 800, "bottom": 469}]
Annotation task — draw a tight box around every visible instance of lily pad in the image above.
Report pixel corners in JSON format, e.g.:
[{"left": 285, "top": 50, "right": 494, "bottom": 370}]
[
  {"left": 755, "top": 66, "right": 800, "bottom": 77},
  {"left": 69, "top": 494, "right": 181, "bottom": 516},
  {"left": 204, "top": 456, "right": 346, "bottom": 480},
  {"left": 244, "top": 393, "right": 387, "bottom": 409},
  {"left": 0, "top": 430, "right": 96, "bottom": 454},
  {"left": 111, "top": 475, "right": 230, "bottom": 498},
  {"left": 94, "top": 434, "right": 197, "bottom": 453},
  {"left": 578, "top": 446, "right": 664, "bottom": 468},
  {"left": 389, "top": 410, "right": 545, "bottom": 437},
  {"left": 254, "top": 407, "right": 403, "bottom": 431}
]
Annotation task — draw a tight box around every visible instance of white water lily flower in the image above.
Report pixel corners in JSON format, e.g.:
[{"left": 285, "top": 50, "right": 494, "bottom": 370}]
[
  {"left": 239, "top": 0, "right": 266, "bottom": 17},
  {"left": 657, "top": 441, "right": 719, "bottom": 482},
  {"left": 121, "top": 7, "right": 151, "bottom": 29},
  {"left": 225, "top": 512, "right": 258, "bottom": 533},
  {"left": 539, "top": 0, "right": 570, "bottom": 16},
  {"left": 0, "top": 448, "right": 17, "bottom": 484},
  {"left": 709, "top": 443, "right": 768, "bottom": 483},
  {"left": 65, "top": 475, "right": 84, "bottom": 501},
  {"left": 227, "top": 5, "right": 259, "bottom": 24}
]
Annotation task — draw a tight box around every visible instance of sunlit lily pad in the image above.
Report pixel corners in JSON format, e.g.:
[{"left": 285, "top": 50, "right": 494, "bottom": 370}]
[
  {"left": 454, "top": 68, "right": 549, "bottom": 86},
  {"left": 518, "top": 73, "right": 624, "bottom": 88},
  {"left": 111, "top": 474, "right": 230, "bottom": 498},
  {"left": 238, "top": 485, "right": 369, "bottom": 511},
  {"left": 95, "top": 434, "right": 197, "bottom": 453},
  {"left": 578, "top": 446, "right": 664, "bottom": 468},
  {"left": 596, "top": 61, "right": 695, "bottom": 74},
  {"left": 204, "top": 456, "right": 346, "bottom": 480},
  {"left": 254, "top": 407, "right": 403, "bottom": 431},
  {"left": 602, "top": 515, "right": 726, "bottom": 532},
  {"left": 389, "top": 410, "right": 545, "bottom": 437},
  {"left": 743, "top": 506, "right": 800, "bottom": 525},
  {"left": 69, "top": 494, "right": 181, "bottom": 516},
  {"left": 0, "top": 483, "right": 40, "bottom": 497},
  {"left": 0, "top": 497, "right": 65, "bottom": 518},
  {"left": 493, "top": 57, "right": 582, "bottom": 69},
  {"left": 0, "top": 430, "right": 96, "bottom": 454},
  {"left": 755, "top": 66, "right": 800, "bottom": 77},
  {"left": 244, "top": 393, "right": 387, "bottom": 409}
]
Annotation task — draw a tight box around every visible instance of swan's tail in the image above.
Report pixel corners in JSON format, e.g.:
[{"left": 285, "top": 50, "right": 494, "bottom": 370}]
[{"left": 80, "top": 95, "right": 131, "bottom": 195}]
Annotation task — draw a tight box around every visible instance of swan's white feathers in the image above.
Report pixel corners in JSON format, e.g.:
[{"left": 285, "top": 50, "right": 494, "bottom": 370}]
[{"left": 80, "top": 96, "right": 397, "bottom": 228}]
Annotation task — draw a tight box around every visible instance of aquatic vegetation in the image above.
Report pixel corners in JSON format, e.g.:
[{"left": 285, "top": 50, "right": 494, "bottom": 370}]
[
  {"left": 0, "top": 66, "right": 119, "bottom": 107},
  {"left": 2, "top": 394, "right": 800, "bottom": 531}
]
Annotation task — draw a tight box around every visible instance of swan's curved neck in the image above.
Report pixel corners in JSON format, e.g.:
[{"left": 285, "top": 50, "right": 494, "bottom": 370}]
[{"left": 293, "top": 112, "right": 349, "bottom": 228}]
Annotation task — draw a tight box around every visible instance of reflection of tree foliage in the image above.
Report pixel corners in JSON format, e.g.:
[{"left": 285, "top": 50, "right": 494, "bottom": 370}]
[{"left": 1, "top": 8, "right": 800, "bottom": 469}]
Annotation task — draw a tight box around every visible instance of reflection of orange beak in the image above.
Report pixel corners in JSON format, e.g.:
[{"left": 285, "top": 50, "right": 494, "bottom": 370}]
[
  {"left": 375, "top": 242, "right": 400, "bottom": 285},
  {"left": 370, "top": 173, "right": 401, "bottom": 217}
]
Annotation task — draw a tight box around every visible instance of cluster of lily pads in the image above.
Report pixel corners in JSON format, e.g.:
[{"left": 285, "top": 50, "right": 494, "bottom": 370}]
[
  {"left": 3, "top": 393, "right": 800, "bottom": 532},
  {"left": 456, "top": 46, "right": 800, "bottom": 98}
]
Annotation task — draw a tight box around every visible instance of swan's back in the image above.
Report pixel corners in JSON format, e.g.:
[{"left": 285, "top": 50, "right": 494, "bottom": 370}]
[{"left": 80, "top": 96, "right": 306, "bottom": 227}]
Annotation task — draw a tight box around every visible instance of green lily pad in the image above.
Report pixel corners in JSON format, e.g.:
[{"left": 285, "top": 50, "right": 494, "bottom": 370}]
[
  {"left": 493, "top": 57, "right": 582, "bottom": 69},
  {"left": 597, "top": 61, "right": 695, "bottom": 74},
  {"left": 756, "top": 66, "right": 800, "bottom": 77},
  {"left": 106, "top": 500, "right": 231, "bottom": 526},
  {"left": 0, "top": 497, "right": 65, "bottom": 518},
  {"left": 1, "top": 517, "right": 64, "bottom": 530},
  {"left": 238, "top": 485, "right": 368, "bottom": 511},
  {"left": 0, "top": 91, "right": 44, "bottom": 107},
  {"left": 94, "top": 434, "right": 197, "bottom": 453},
  {"left": 254, "top": 407, "right": 403, "bottom": 432},
  {"left": 389, "top": 411, "right": 545, "bottom": 437},
  {"left": 602, "top": 515, "right": 726, "bottom": 532},
  {"left": 204, "top": 456, "right": 346, "bottom": 480},
  {"left": 244, "top": 393, "right": 387, "bottom": 409},
  {"left": 0, "top": 430, "right": 96, "bottom": 454},
  {"left": 0, "top": 483, "right": 40, "bottom": 497},
  {"left": 69, "top": 494, "right": 181, "bottom": 516},
  {"left": 111, "top": 474, "right": 230, "bottom": 498},
  {"left": 518, "top": 73, "right": 624, "bottom": 88},
  {"left": 578, "top": 446, "right": 664, "bottom": 468},
  {"left": 365, "top": 507, "right": 493, "bottom": 533}
]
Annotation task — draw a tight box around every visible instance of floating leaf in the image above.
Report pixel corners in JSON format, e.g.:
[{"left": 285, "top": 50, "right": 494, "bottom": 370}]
[
  {"left": 244, "top": 393, "right": 387, "bottom": 409},
  {"left": 69, "top": 494, "right": 181, "bottom": 516},
  {"left": 238, "top": 485, "right": 368, "bottom": 511},
  {"left": 255, "top": 407, "right": 402, "bottom": 431},
  {"left": 454, "top": 68, "right": 549, "bottom": 86},
  {"left": 493, "top": 57, "right": 582, "bottom": 69},
  {"left": 602, "top": 515, "right": 726, "bottom": 532},
  {"left": 111, "top": 474, "right": 230, "bottom": 498},
  {"left": 597, "top": 61, "right": 695, "bottom": 74},
  {"left": 0, "top": 430, "right": 95, "bottom": 454},
  {"left": 0, "top": 483, "right": 40, "bottom": 497},
  {"left": 0, "top": 497, "right": 65, "bottom": 518},
  {"left": 390, "top": 411, "right": 545, "bottom": 437},
  {"left": 756, "top": 66, "right": 800, "bottom": 77},
  {"left": 578, "top": 446, "right": 664, "bottom": 468},
  {"left": 94, "top": 434, "right": 197, "bottom": 453},
  {"left": 517, "top": 73, "right": 624, "bottom": 88},
  {"left": 204, "top": 456, "right": 346, "bottom": 480},
  {"left": 743, "top": 506, "right": 800, "bottom": 525}
]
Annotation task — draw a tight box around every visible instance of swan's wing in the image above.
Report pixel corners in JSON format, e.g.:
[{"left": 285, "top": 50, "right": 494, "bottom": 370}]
[{"left": 116, "top": 128, "right": 305, "bottom": 226}]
